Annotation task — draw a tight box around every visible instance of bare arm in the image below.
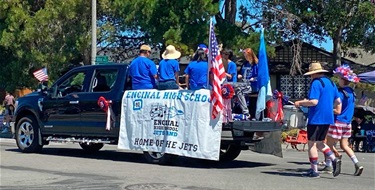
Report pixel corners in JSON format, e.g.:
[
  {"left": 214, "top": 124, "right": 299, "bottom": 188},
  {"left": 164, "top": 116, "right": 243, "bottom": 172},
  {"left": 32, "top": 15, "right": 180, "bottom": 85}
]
[
  {"left": 333, "top": 97, "right": 342, "bottom": 115},
  {"left": 295, "top": 99, "right": 318, "bottom": 108},
  {"left": 175, "top": 72, "right": 179, "bottom": 85},
  {"left": 185, "top": 75, "right": 189, "bottom": 89}
]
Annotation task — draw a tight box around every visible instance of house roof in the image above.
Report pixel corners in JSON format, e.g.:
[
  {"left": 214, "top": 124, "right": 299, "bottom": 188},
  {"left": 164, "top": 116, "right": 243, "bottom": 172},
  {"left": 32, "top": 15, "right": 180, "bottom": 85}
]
[
  {"left": 343, "top": 48, "right": 375, "bottom": 67},
  {"left": 268, "top": 41, "right": 374, "bottom": 74}
]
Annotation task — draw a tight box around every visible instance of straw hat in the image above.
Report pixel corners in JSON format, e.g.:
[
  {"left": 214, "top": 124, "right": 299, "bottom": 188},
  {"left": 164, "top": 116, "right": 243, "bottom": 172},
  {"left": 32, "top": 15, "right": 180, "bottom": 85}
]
[
  {"left": 140, "top": 44, "right": 151, "bottom": 51},
  {"left": 304, "top": 62, "right": 329, "bottom": 76},
  {"left": 162, "top": 45, "right": 181, "bottom": 59},
  {"left": 333, "top": 64, "right": 360, "bottom": 83}
]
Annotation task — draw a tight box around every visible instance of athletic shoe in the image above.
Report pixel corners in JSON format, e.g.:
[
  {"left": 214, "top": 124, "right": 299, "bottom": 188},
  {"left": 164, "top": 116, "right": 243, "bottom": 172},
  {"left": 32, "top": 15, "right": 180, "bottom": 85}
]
[
  {"left": 332, "top": 158, "right": 342, "bottom": 177},
  {"left": 318, "top": 166, "right": 333, "bottom": 174},
  {"left": 354, "top": 164, "right": 364, "bottom": 176},
  {"left": 302, "top": 169, "right": 320, "bottom": 178}
]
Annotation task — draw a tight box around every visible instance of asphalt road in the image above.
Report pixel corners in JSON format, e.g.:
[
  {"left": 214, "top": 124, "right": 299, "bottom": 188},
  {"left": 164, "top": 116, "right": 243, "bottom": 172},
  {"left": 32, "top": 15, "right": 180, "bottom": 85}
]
[{"left": 0, "top": 138, "right": 374, "bottom": 190}]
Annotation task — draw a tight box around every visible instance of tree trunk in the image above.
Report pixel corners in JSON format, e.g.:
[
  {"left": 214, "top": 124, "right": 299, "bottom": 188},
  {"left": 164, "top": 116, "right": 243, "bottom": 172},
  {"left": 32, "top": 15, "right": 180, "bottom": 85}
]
[
  {"left": 224, "top": 0, "right": 237, "bottom": 24},
  {"left": 332, "top": 28, "right": 343, "bottom": 67}
]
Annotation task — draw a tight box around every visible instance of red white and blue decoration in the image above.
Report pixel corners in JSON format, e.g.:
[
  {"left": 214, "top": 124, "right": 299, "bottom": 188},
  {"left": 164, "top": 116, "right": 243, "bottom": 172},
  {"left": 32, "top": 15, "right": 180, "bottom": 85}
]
[
  {"left": 97, "top": 96, "right": 114, "bottom": 131},
  {"left": 333, "top": 64, "right": 360, "bottom": 83},
  {"left": 221, "top": 84, "right": 235, "bottom": 99}
]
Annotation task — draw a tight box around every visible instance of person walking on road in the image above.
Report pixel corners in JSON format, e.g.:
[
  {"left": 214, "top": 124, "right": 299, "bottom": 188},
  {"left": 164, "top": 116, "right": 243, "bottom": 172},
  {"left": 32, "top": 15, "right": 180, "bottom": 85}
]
[
  {"left": 294, "top": 62, "right": 342, "bottom": 178},
  {"left": 158, "top": 45, "right": 181, "bottom": 90},
  {"left": 320, "top": 65, "right": 364, "bottom": 176},
  {"left": 129, "top": 44, "right": 158, "bottom": 90},
  {"left": 2, "top": 91, "right": 15, "bottom": 133}
]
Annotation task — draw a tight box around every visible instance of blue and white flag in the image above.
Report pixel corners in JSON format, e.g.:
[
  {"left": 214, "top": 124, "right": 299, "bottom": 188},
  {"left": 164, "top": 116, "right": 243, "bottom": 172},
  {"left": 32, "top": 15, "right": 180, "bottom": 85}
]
[{"left": 255, "top": 29, "right": 272, "bottom": 120}]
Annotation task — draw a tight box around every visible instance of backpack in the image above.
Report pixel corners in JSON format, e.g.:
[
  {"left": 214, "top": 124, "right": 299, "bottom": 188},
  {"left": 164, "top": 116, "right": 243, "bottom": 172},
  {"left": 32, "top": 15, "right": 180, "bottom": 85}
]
[{"left": 310, "top": 76, "right": 335, "bottom": 88}]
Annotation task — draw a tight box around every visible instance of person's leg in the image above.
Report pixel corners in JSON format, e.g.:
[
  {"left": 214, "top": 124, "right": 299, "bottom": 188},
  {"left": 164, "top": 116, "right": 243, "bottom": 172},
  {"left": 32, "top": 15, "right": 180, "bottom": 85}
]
[
  {"left": 315, "top": 125, "right": 341, "bottom": 177},
  {"left": 304, "top": 125, "right": 320, "bottom": 177},
  {"left": 234, "top": 85, "right": 249, "bottom": 116},
  {"left": 157, "top": 81, "right": 167, "bottom": 90},
  {"left": 167, "top": 80, "right": 179, "bottom": 90},
  {"left": 1, "top": 109, "right": 10, "bottom": 133},
  {"left": 341, "top": 138, "right": 364, "bottom": 176}
]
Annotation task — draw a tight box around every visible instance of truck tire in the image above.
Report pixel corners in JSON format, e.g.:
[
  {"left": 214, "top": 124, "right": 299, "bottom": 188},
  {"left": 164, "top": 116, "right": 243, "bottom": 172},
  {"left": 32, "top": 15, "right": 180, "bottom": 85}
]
[
  {"left": 143, "top": 151, "right": 171, "bottom": 164},
  {"left": 219, "top": 144, "right": 242, "bottom": 162},
  {"left": 79, "top": 143, "right": 104, "bottom": 153},
  {"left": 15, "top": 115, "right": 43, "bottom": 153}
]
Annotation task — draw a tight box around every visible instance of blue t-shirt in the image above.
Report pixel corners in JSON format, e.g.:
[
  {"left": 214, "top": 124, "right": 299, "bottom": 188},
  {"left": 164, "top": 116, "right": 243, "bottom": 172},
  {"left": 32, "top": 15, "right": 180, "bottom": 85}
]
[
  {"left": 241, "top": 62, "right": 258, "bottom": 92},
  {"left": 129, "top": 56, "right": 157, "bottom": 90},
  {"left": 184, "top": 60, "right": 208, "bottom": 90},
  {"left": 335, "top": 87, "right": 355, "bottom": 123},
  {"left": 307, "top": 77, "right": 340, "bottom": 125},
  {"left": 158, "top": 59, "right": 180, "bottom": 82},
  {"left": 227, "top": 61, "right": 237, "bottom": 82}
]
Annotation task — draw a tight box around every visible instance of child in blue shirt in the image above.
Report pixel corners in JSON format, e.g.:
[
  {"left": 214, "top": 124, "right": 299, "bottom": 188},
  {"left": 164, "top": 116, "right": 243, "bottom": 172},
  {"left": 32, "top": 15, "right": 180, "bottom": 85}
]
[
  {"left": 221, "top": 49, "right": 237, "bottom": 83},
  {"left": 323, "top": 65, "right": 363, "bottom": 176}
]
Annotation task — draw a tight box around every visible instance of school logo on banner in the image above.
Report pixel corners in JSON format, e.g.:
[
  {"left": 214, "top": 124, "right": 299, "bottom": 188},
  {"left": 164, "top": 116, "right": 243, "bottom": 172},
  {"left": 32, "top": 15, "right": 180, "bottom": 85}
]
[{"left": 118, "top": 89, "right": 222, "bottom": 160}]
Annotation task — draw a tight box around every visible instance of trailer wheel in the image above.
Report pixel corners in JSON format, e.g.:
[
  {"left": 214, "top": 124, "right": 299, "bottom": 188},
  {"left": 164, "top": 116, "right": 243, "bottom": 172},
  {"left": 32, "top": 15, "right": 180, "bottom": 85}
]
[
  {"left": 219, "top": 144, "right": 242, "bottom": 162},
  {"left": 15, "top": 115, "right": 43, "bottom": 153},
  {"left": 79, "top": 143, "right": 104, "bottom": 153},
  {"left": 143, "top": 151, "right": 172, "bottom": 164}
]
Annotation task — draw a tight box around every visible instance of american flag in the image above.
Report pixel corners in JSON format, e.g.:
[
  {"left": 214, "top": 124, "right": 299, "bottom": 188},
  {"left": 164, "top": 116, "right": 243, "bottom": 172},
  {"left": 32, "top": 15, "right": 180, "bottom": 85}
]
[
  {"left": 33, "top": 67, "right": 49, "bottom": 82},
  {"left": 208, "top": 20, "right": 225, "bottom": 119}
]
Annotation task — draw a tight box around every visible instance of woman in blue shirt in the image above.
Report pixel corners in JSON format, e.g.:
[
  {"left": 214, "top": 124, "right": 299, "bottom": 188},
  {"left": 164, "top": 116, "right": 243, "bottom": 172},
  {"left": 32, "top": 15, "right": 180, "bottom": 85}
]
[
  {"left": 239, "top": 48, "right": 258, "bottom": 92},
  {"left": 184, "top": 46, "right": 208, "bottom": 90},
  {"left": 221, "top": 49, "right": 237, "bottom": 83}
]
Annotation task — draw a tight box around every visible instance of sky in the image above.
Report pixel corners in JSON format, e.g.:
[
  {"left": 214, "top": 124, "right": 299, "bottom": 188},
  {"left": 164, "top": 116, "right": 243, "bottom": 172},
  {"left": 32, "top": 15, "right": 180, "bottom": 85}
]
[{"left": 231, "top": 1, "right": 334, "bottom": 52}]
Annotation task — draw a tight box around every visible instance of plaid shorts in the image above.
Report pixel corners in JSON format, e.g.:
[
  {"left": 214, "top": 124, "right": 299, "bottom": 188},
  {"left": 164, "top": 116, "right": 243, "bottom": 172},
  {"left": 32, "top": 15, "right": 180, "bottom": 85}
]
[{"left": 327, "top": 121, "right": 352, "bottom": 139}]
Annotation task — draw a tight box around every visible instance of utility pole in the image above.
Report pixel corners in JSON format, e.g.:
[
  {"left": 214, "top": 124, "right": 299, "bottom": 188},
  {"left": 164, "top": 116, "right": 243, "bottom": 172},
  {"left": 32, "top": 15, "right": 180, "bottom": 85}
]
[{"left": 91, "top": 0, "right": 97, "bottom": 65}]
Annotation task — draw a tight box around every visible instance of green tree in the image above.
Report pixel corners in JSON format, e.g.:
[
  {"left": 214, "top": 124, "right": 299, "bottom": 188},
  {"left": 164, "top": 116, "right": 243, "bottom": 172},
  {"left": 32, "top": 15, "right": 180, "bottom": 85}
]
[
  {"left": 0, "top": 0, "right": 92, "bottom": 89},
  {"left": 257, "top": 0, "right": 375, "bottom": 70}
]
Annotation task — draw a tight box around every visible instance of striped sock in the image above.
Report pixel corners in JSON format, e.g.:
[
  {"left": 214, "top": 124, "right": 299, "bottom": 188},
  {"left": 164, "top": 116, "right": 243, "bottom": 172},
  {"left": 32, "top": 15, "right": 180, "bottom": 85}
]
[
  {"left": 309, "top": 157, "right": 318, "bottom": 172},
  {"left": 322, "top": 147, "right": 336, "bottom": 161},
  {"left": 350, "top": 155, "right": 359, "bottom": 164}
]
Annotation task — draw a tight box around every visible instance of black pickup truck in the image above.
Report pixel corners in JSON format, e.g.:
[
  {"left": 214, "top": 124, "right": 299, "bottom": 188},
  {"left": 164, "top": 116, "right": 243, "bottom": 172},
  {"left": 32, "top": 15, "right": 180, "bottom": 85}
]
[{"left": 13, "top": 64, "right": 280, "bottom": 163}]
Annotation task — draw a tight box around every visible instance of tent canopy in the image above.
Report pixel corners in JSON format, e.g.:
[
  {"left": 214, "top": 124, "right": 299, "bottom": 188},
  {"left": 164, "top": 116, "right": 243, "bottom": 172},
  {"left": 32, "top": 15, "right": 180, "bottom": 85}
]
[{"left": 358, "top": 70, "right": 375, "bottom": 84}]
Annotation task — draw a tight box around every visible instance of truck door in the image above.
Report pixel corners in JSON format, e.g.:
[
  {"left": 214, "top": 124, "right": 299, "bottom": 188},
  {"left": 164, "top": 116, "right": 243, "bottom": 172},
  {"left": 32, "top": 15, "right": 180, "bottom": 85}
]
[
  {"left": 41, "top": 70, "right": 89, "bottom": 135},
  {"left": 79, "top": 68, "right": 120, "bottom": 137}
]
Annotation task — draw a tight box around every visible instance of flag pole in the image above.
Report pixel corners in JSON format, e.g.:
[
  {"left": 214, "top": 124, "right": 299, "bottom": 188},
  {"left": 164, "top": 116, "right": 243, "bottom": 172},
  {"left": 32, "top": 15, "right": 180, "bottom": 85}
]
[{"left": 207, "top": 18, "right": 213, "bottom": 88}]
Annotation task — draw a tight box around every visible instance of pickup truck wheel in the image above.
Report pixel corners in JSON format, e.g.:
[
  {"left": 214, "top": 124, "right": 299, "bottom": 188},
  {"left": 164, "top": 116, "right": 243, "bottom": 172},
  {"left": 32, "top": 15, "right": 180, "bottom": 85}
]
[
  {"left": 143, "top": 151, "right": 171, "bottom": 164},
  {"left": 79, "top": 143, "right": 104, "bottom": 153},
  {"left": 15, "top": 116, "right": 43, "bottom": 153},
  {"left": 219, "top": 144, "right": 242, "bottom": 162}
]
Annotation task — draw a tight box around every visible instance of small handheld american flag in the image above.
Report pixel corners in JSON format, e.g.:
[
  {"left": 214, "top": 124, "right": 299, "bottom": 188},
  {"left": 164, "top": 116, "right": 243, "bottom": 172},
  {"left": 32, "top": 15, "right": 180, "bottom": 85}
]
[
  {"left": 33, "top": 67, "right": 49, "bottom": 82},
  {"left": 208, "top": 19, "right": 225, "bottom": 119}
]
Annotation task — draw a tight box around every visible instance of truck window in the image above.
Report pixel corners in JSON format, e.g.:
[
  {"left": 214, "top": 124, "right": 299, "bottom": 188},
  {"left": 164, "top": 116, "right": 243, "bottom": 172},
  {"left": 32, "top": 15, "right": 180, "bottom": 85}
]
[
  {"left": 91, "top": 69, "right": 118, "bottom": 92},
  {"left": 54, "top": 71, "right": 87, "bottom": 98}
]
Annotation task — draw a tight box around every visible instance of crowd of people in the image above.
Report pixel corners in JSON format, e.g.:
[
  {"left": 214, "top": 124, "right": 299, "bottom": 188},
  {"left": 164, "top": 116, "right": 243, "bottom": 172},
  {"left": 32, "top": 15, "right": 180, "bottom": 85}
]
[{"left": 128, "top": 44, "right": 260, "bottom": 121}]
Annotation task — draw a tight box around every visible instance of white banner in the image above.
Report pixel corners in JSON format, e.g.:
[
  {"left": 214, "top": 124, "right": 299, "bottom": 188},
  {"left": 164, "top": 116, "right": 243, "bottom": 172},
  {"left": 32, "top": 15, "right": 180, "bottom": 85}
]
[{"left": 118, "top": 89, "right": 222, "bottom": 160}]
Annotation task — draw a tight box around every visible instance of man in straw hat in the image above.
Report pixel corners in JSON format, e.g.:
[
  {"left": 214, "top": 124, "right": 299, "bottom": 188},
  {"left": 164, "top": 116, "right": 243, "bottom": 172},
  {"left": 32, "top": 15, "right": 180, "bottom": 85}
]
[
  {"left": 129, "top": 44, "right": 158, "bottom": 90},
  {"left": 320, "top": 65, "right": 364, "bottom": 176},
  {"left": 157, "top": 45, "right": 181, "bottom": 90},
  {"left": 294, "top": 62, "right": 342, "bottom": 178}
]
